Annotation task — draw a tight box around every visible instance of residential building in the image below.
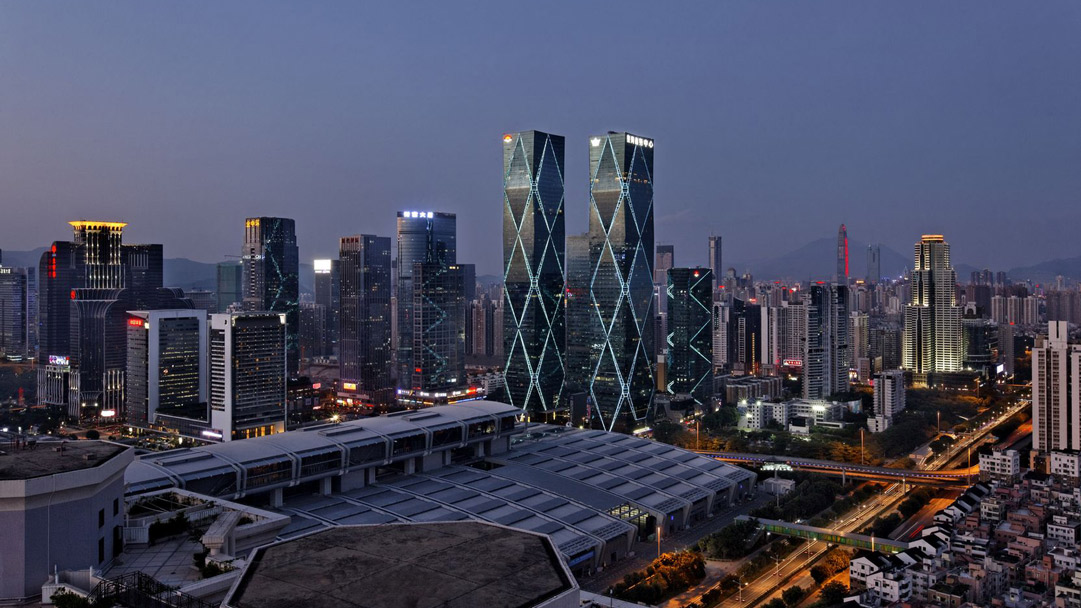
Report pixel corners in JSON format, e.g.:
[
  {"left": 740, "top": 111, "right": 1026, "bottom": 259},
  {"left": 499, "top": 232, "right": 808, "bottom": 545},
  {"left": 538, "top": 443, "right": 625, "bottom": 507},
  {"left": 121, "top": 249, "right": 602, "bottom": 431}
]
[
  {"left": 1032, "top": 321, "right": 1081, "bottom": 453},
  {"left": 804, "top": 283, "right": 849, "bottom": 399}
]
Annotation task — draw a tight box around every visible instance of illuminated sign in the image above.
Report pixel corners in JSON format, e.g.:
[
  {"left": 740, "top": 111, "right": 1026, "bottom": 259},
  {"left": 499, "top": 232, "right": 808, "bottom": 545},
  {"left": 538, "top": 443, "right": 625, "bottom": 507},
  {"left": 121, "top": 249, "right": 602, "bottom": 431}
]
[
  {"left": 0, "top": 268, "right": 11, "bottom": 275},
  {"left": 101, "top": 409, "right": 116, "bottom": 418},
  {"left": 49, "top": 355, "right": 70, "bottom": 366},
  {"left": 401, "top": 211, "right": 434, "bottom": 219},
  {"left": 201, "top": 430, "right": 224, "bottom": 439},
  {"left": 342, "top": 382, "right": 358, "bottom": 391},
  {"left": 782, "top": 359, "right": 803, "bottom": 367},
  {"left": 311, "top": 382, "right": 322, "bottom": 390},
  {"left": 762, "top": 463, "right": 793, "bottom": 472},
  {"left": 502, "top": 133, "right": 513, "bottom": 143},
  {"left": 314, "top": 259, "right": 333, "bottom": 273},
  {"left": 128, "top": 317, "right": 147, "bottom": 327},
  {"left": 590, "top": 137, "right": 602, "bottom": 147},
  {"left": 626, "top": 134, "right": 654, "bottom": 148}
]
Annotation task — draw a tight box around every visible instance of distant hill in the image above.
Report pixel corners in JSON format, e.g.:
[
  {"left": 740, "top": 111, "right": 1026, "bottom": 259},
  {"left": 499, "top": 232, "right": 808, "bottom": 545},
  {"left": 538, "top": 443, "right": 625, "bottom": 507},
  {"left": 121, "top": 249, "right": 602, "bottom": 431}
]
[
  {"left": 0, "top": 247, "right": 47, "bottom": 269},
  {"left": 1006, "top": 256, "right": 1081, "bottom": 285},
  {"left": 726, "top": 237, "right": 910, "bottom": 283}
]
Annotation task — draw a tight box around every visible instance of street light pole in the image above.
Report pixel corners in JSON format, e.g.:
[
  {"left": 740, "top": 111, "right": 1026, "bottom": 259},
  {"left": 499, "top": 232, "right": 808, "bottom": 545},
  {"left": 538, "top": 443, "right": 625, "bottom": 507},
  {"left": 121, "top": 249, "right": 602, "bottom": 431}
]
[
  {"left": 696, "top": 419, "right": 700, "bottom": 451},
  {"left": 860, "top": 428, "right": 865, "bottom": 466},
  {"left": 657, "top": 525, "right": 661, "bottom": 559}
]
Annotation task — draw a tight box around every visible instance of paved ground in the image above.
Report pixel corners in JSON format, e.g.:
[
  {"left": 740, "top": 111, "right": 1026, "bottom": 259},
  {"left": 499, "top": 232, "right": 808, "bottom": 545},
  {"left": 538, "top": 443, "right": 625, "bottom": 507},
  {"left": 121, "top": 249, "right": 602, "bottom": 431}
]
[
  {"left": 581, "top": 493, "right": 771, "bottom": 594},
  {"left": 108, "top": 537, "right": 205, "bottom": 586}
]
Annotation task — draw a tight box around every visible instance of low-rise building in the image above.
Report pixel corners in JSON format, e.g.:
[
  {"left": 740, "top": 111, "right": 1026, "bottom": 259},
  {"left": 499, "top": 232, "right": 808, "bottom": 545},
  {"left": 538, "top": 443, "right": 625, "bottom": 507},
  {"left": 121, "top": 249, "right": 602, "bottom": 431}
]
[{"left": 979, "top": 449, "right": 1021, "bottom": 484}]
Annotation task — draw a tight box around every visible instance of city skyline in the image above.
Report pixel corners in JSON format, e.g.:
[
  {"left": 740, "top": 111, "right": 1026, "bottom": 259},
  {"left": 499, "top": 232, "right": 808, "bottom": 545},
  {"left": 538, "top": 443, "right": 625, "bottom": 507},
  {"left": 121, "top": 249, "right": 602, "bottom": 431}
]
[{"left": 2, "top": 3, "right": 1080, "bottom": 275}]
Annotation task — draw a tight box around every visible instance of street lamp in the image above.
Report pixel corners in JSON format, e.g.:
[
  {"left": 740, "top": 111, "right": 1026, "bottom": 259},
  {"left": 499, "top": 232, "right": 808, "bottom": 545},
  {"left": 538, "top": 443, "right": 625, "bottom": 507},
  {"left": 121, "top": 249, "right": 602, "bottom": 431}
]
[
  {"left": 656, "top": 525, "right": 662, "bottom": 559},
  {"left": 696, "top": 419, "right": 700, "bottom": 451},
  {"left": 739, "top": 577, "right": 745, "bottom": 603}
]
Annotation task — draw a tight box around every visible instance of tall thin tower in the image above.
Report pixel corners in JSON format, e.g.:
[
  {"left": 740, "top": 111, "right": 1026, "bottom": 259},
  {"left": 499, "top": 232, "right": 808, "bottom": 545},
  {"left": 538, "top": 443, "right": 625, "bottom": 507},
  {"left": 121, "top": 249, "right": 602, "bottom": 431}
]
[
  {"left": 903, "top": 234, "right": 962, "bottom": 380},
  {"left": 836, "top": 224, "right": 849, "bottom": 283},
  {"left": 502, "top": 131, "right": 566, "bottom": 414},
  {"left": 587, "top": 132, "right": 655, "bottom": 431},
  {"left": 708, "top": 235, "right": 723, "bottom": 291}
]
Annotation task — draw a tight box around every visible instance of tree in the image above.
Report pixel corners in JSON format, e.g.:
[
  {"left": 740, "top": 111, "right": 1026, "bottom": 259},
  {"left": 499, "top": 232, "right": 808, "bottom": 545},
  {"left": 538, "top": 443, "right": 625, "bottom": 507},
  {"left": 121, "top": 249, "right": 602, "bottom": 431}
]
[
  {"left": 85, "top": 429, "right": 100, "bottom": 440},
  {"left": 820, "top": 581, "right": 849, "bottom": 606},
  {"left": 782, "top": 585, "right": 804, "bottom": 607},
  {"left": 764, "top": 599, "right": 787, "bottom": 608}
]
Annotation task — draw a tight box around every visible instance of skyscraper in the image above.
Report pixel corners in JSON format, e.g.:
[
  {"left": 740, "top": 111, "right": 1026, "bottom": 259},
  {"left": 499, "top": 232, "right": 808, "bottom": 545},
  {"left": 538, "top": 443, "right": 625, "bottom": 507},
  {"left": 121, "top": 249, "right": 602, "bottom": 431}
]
[
  {"left": 836, "top": 224, "right": 849, "bottom": 283},
  {"left": 209, "top": 312, "right": 287, "bottom": 441},
  {"left": 803, "top": 283, "right": 850, "bottom": 399},
  {"left": 125, "top": 309, "right": 207, "bottom": 429},
  {"left": 1032, "top": 321, "right": 1081, "bottom": 454},
  {"left": 339, "top": 235, "right": 393, "bottom": 405},
  {"left": 588, "top": 132, "right": 655, "bottom": 431},
  {"left": 396, "top": 211, "right": 456, "bottom": 386},
  {"left": 216, "top": 261, "right": 243, "bottom": 312},
  {"left": 869, "top": 369, "right": 905, "bottom": 433},
  {"left": 0, "top": 265, "right": 28, "bottom": 360},
  {"left": 866, "top": 244, "right": 881, "bottom": 284},
  {"left": 903, "top": 235, "right": 962, "bottom": 380},
  {"left": 665, "top": 268, "right": 713, "bottom": 406},
  {"left": 405, "top": 257, "right": 466, "bottom": 401},
  {"left": 313, "top": 259, "right": 340, "bottom": 357},
  {"left": 242, "top": 217, "right": 299, "bottom": 374},
  {"left": 564, "top": 233, "right": 592, "bottom": 394},
  {"left": 502, "top": 130, "right": 566, "bottom": 414},
  {"left": 708, "top": 235, "right": 723, "bottom": 291}
]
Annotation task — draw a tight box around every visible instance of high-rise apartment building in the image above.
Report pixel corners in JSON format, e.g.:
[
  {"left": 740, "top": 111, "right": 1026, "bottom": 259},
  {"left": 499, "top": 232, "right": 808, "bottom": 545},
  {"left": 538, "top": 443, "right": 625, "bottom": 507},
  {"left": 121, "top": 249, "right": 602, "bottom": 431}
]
[
  {"left": 903, "top": 235, "right": 962, "bottom": 381},
  {"left": 209, "top": 312, "right": 287, "bottom": 441},
  {"left": 867, "top": 244, "right": 881, "bottom": 284},
  {"left": 869, "top": 369, "right": 905, "bottom": 433},
  {"left": 125, "top": 309, "right": 207, "bottom": 429},
  {"left": 502, "top": 130, "right": 566, "bottom": 414},
  {"left": 339, "top": 235, "right": 393, "bottom": 405},
  {"left": 587, "top": 132, "right": 655, "bottom": 430},
  {"left": 216, "top": 261, "right": 243, "bottom": 312},
  {"left": 1032, "top": 321, "right": 1081, "bottom": 453},
  {"left": 803, "top": 284, "right": 849, "bottom": 399},
  {"left": 313, "top": 259, "right": 340, "bottom": 357},
  {"left": 242, "top": 217, "right": 299, "bottom": 374},
  {"left": 396, "top": 211, "right": 456, "bottom": 386},
  {"left": 666, "top": 268, "right": 713, "bottom": 406},
  {"left": 709, "top": 236, "right": 723, "bottom": 291}
]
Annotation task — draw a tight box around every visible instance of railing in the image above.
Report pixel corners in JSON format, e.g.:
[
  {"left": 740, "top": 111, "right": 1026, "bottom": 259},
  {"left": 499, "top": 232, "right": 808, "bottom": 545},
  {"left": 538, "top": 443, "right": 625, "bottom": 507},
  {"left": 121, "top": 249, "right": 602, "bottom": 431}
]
[{"left": 87, "top": 572, "right": 217, "bottom": 608}]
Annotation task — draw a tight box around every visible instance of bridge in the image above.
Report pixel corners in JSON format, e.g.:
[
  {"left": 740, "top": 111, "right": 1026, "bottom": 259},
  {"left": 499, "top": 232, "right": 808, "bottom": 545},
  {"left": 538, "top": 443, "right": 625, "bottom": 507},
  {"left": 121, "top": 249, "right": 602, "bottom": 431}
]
[
  {"left": 737, "top": 516, "right": 910, "bottom": 554},
  {"left": 694, "top": 451, "right": 978, "bottom": 486}
]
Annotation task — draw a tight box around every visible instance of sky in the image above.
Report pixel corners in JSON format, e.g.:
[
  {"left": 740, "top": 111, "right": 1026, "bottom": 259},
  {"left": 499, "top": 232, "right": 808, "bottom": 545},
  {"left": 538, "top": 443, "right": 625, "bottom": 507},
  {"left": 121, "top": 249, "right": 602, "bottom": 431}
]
[{"left": 2, "top": 2, "right": 1080, "bottom": 276}]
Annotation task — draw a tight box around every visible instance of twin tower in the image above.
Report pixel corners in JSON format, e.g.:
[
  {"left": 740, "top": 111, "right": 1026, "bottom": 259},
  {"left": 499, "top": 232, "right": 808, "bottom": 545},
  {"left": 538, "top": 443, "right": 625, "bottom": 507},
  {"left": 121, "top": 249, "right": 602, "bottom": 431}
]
[{"left": 502, "top": 131, "right": 655, "bottom": 432}]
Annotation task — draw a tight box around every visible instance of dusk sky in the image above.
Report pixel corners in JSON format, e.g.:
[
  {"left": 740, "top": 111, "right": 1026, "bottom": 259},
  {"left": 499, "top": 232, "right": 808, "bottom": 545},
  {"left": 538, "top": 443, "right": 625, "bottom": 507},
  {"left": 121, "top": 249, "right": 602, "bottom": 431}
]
[{"left": 2, "top": 2, "right": 1079, "bottom": 276}]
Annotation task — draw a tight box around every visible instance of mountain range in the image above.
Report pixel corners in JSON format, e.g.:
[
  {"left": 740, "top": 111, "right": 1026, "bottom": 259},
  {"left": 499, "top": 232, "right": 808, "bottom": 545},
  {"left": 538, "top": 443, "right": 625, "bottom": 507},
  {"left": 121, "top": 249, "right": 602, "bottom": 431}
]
[{"left": 3, "top": 242, "right": 1080, "bottom": 291}]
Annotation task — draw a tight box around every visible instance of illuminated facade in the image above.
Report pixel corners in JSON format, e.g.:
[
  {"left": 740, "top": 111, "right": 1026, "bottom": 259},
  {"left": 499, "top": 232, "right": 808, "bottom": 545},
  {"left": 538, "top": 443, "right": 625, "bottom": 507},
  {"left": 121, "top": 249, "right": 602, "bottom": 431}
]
[
  {"left": 209, "top": 312, "right": 287, "bottom": 441},
  {"left": 902, "top": 235, "right": 961, "bottom": 379},
  {"left": 125, "top": 310, "right": 207, "bottom": 429},
  {"left": 396, "top": 211, "right": 456, "bottom": 386},
  {"left": 587, "top": 132, "right": 656, "bottom": 431},
  {"left": 665, "top": 268, "right": 713, "bottom": 406},
  {"left": 339, "top": 235, "right": 393, "bottom": 404},
  {"left": 242, "top": 217, "right": 299, "bottom": 375},
  {"left": 501, "top": 130, "right": 566, "bottom": 414}
]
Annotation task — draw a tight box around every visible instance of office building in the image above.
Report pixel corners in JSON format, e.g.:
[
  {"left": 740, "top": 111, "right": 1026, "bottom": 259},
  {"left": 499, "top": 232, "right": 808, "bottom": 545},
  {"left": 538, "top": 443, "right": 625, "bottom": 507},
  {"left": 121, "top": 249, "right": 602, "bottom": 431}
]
[
  {"left": 666, "top": 268, "right": 713, "bottom": 406},
  {"left": 241, "top": 217, "right": 299, "bottom": 374},
  {"left": 209, "top": 312, "right": 287, "bottom": 441},
  {"left": 502, "top": 131, "right": 566, "bottom": 413},
  {"left": 298, "top": 302, "right": 327, "bottom": 361},
  {"left": 338, "top": 235, "right": 393, "bottom": 405},
  {"left": 396, "top": 211, "right": 456, "bottom": 386},
  {"left": 564, "top": 233, "right": 592, "bottom": 393},
  {"left": 869, "top": 369, "right": 905, "bottom": 433},
  {"left": 837, "top": 224, "right": 849, "bottom": 283},
  {"left": 709, "top": 235, "right": 723, "bottom": 291},
  {"left": 803, "top": 284, "right": 849, "bottom": 399},
  {"left": 402, "top": 258, "right": 466, "bottom": 404},
  {"left": 313, "top": 258, "right": 340, "bottom": 356},
  {"left": 867, "top": 244, "right": 881, "bottom": 284},
  {"left": 1032, "top": 321, "right": 1081, "bottom": 454},
  {"left": 903, "top": 235, "right": 962, "bottom": 381},
  {"left": 0, "top": 265, "right": 28, "bottom": 359},
  {"left": 125, "top": 310, "right": 207, "bottom": 428},
  {"left": 216, "top": 261, "right": 243, "bottom": 312},
  {"left": 587, "top": 132, "right": 656, "bottom": 430}
]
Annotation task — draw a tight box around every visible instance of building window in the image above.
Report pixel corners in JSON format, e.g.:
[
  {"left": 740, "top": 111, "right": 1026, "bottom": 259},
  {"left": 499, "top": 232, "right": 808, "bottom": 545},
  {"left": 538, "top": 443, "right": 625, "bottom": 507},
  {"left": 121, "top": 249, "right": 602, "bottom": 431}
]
[
  {"left": 113, "top": 498, "right": 119, "bottom": 516},
  {"left": 98, "top": 538, "right": 105, "bottom": 563},
  {"left": 99, "top": 509, "right": 105, "bottom": 528}
]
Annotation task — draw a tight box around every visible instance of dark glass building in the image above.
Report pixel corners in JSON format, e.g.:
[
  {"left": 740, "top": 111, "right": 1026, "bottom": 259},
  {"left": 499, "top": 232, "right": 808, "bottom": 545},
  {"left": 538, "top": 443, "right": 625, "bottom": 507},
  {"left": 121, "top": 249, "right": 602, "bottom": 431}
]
[
  {"left": 666, "top": 268, "right": 713, "bottom": 407},
  {"left": 242, "top": 217, "right": 299, "bottom": 375},
  {"left": 803, "top": 284, "right": 850, "bottom": 399},
  {"left": 588, "top": 132, "right": 656, "bottom": 431},
  {"left": 0, "top": 265, "right": 28, "bottom": 360},
  {"left": 403, "top": 251, "right": 466, "bottom": 401},
  {"left": 313, "top": 259, "right": 340, "bottom": 357},
  {"left": 216, "top": 260, "right": 243, "bottom": 312},
  {"left": 396, "top": 211, "right": 456, "bottom": 386},
  {"left": 339, "top": 235, "right": 393, "bottom": 405},
  {"left": 564, "top": 233, "right": 593, "bottom": 394},
  {"left": 502, "top": 130, "right": 566, "bottom": 414}
]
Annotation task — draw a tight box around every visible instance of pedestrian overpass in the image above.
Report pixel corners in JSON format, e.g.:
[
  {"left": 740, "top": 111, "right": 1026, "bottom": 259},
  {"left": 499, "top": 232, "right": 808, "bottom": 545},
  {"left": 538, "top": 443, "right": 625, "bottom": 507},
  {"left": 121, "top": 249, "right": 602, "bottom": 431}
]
[
  {"left": 695, "top": 451, "right": 976, "bottom": 486},
  {"left": 737, "top": 516, "right": 910, "bottom": 554}
]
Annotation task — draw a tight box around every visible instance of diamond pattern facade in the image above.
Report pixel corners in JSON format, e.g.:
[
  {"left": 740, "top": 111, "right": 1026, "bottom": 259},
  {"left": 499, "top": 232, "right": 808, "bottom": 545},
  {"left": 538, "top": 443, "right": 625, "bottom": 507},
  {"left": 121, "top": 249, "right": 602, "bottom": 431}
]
[
  {"left": 588, "top": 132, "right": 655, "bottom": 431},
  {"left": 666, "top": 268, "right": 713, "bottom": 406},
  {"left": 502, "top": 131, "right": 566, "bottom": 414}
]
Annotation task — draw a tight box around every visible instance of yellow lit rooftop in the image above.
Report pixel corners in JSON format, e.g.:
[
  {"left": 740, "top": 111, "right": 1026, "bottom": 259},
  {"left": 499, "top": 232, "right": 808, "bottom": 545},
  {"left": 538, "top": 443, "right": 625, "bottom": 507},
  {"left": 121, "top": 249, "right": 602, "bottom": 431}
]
[
  {"left": 69, "top": 221, "right": 128, "bottom": 229},
  {"left": 921, "top": 234, "right": 945, "bottom": 241}
]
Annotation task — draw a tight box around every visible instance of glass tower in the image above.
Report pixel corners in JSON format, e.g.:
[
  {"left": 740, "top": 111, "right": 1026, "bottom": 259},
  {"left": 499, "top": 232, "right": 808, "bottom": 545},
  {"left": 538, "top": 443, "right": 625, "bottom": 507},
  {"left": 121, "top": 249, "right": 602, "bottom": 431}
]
[
  {"left": 587, "top": 132, "right": 656, "bottom": 431},
  {"left": 666, "top": 268, "right": 713, "bottom": 407},
  {"left": 242, "top": 217, "right": 299, "bottom": 375},
  {"left": 313, "top": 259, "right": 340, "bottom": 357},
  {"left": 339, "top": 235, "right": 393, "bottom": 405},
  {"left": 502, "top": 130, "right": 566, "bottom": 414},
  {"left": 564, "top": 233, "right": 592, "bottom": 395},
  {"left": 396, "top": 211, "right": 456, "bottom": 388}
]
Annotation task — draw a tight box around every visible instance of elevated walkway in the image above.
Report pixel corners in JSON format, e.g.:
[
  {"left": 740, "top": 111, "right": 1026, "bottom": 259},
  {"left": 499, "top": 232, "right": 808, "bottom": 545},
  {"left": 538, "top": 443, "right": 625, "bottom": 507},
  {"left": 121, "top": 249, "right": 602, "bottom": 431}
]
[{"left": 737, "top": 516, "right": 910, "bottom": 554}]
